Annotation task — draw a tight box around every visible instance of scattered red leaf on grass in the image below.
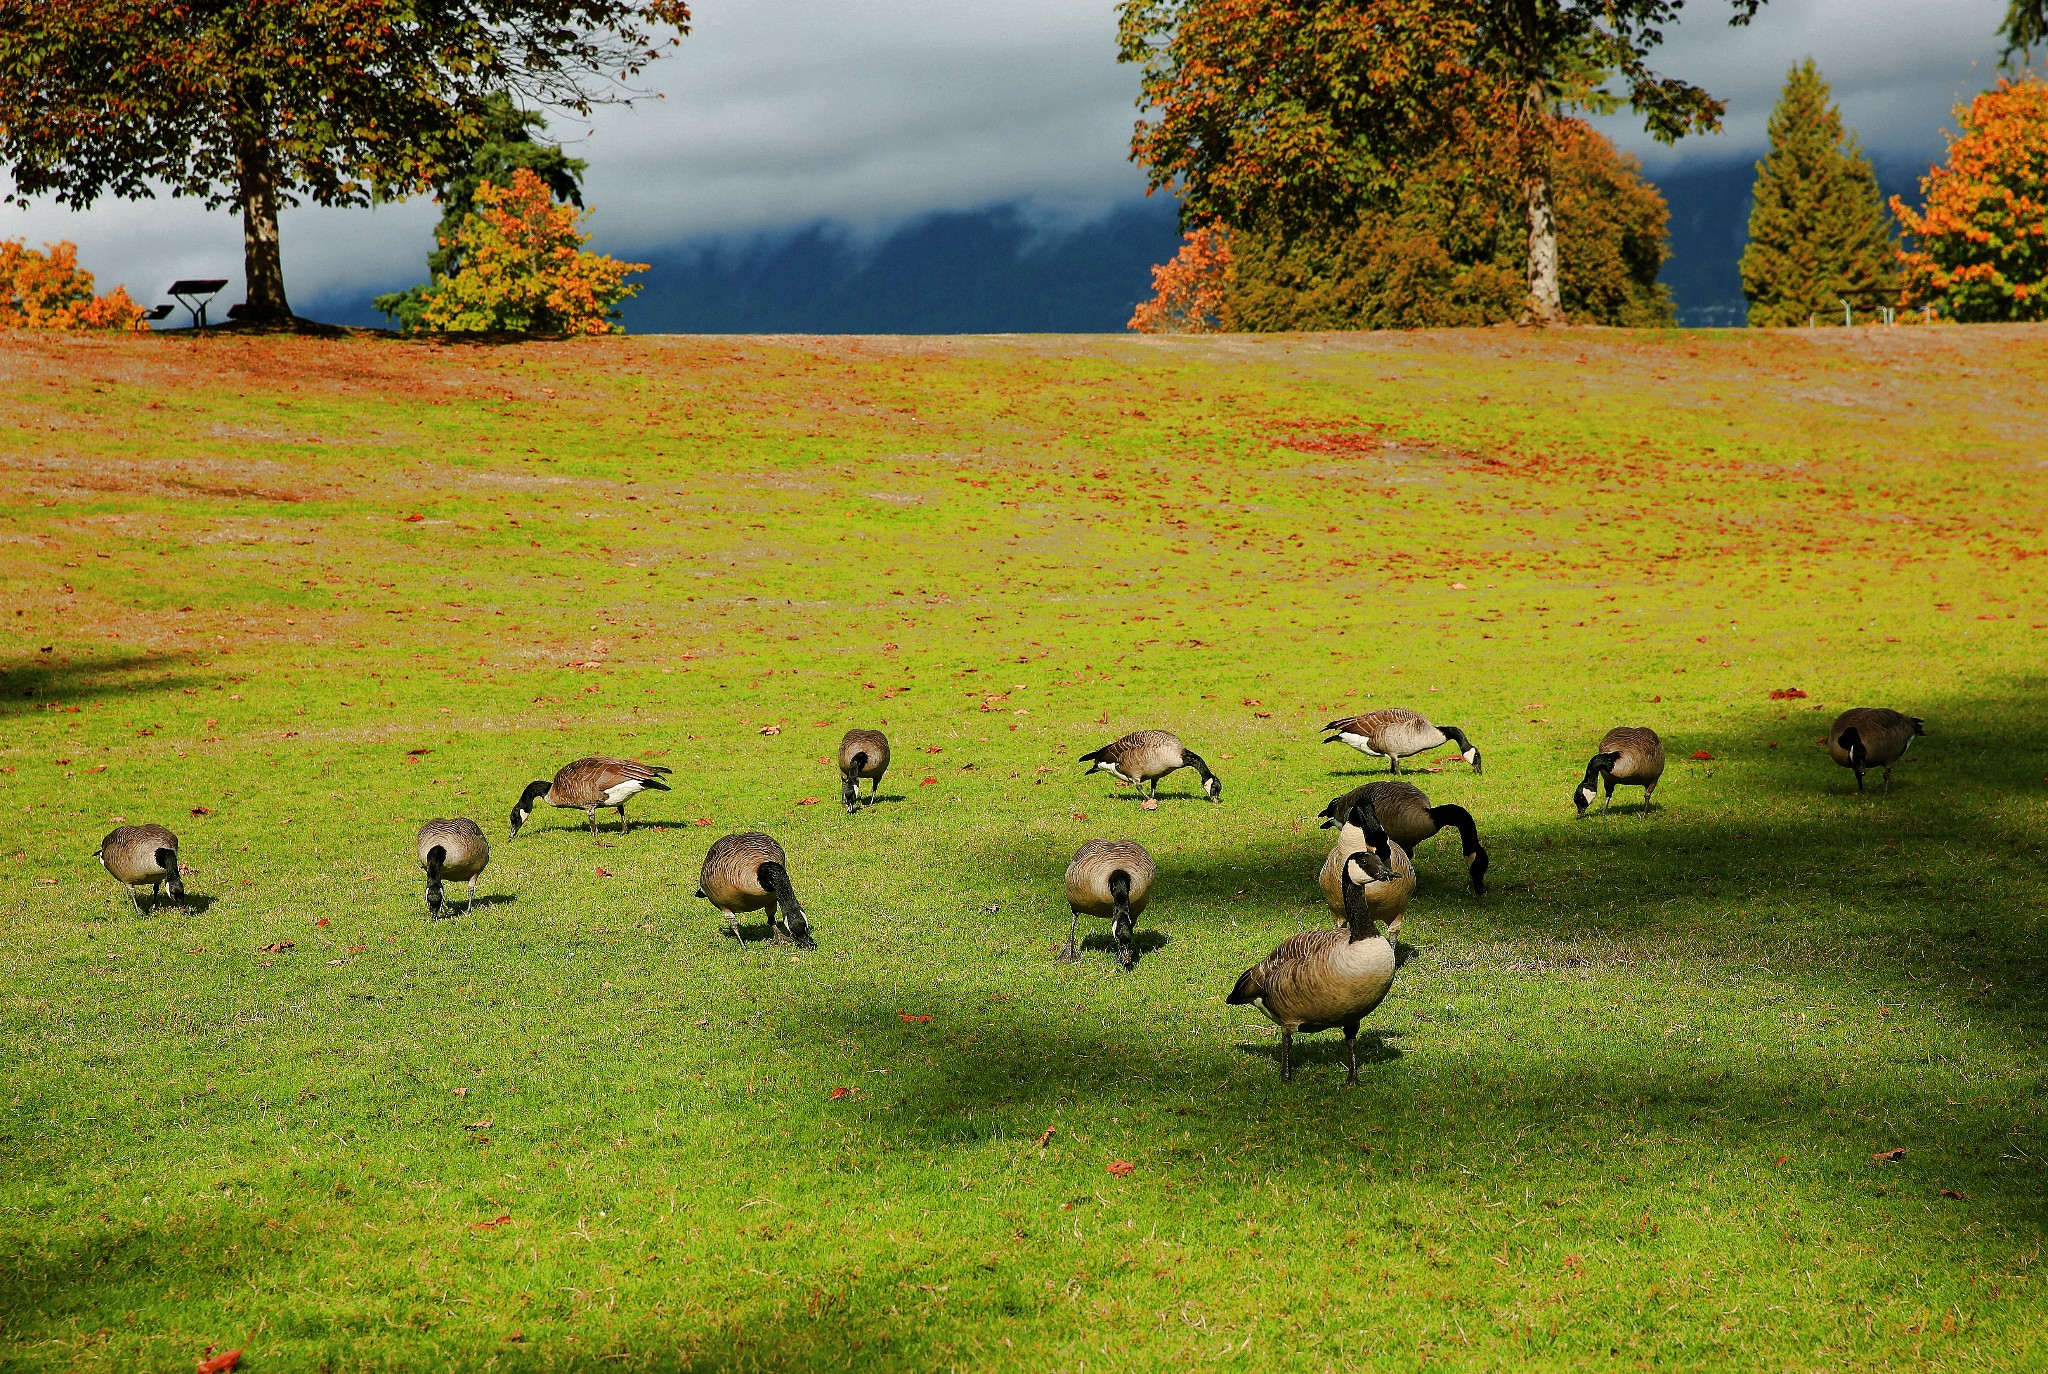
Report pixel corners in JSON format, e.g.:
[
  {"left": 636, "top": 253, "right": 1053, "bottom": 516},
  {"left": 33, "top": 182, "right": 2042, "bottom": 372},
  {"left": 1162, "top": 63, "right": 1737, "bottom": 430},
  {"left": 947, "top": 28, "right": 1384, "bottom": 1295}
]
[
  {"left": 470, "top": 1214, "right": 512, "bottom": 1231},
  {"left": 796, "top": 797, "right": 820, "bottom": 806},
  {"left": 1940, "top": 1189, "right": 1966, "bottom": 1199},
  {"left": 693, "top": 817, "right": 713, "bottom": 826},
  {"left": 595, "top": 867, "right": 612, "bottom": 877},
  {"left": 1071, "top": 812, "right": 1088, "bottom": 821},
  {"left": 925, "top": 745, "right": 943, "bottom": 753},
  {"left": 898, "top": 1011, "right": 932, "bottom": 1024},
  {"left": 195, "top": 1348, "right": 242, "bottom": 1374},
  {"left": 1690, "top": 751, "right": 1714, "bottom": 760},
  {"left": 758, "top": 724, "right": 782, "bottom": 736},
  {"left": 190, "top": 806, "right": 213, "bottom": 816},
  {"left": 1774, "top": 1156, "right": 1788, "bottom": 1167},
  {"left": 829, "top": 1086, "right": 852, "bottom": 1101},
  {"left": 402, "top": 513, "right": 425, "bottom": 523},
  {"left": 406, "top": 747, "right": 431, "bottom": 756},
  {"left": 452, "top": 1087, "right": 468, "bottom": 1098},
  {"left": 313, "top": 917, "right": 329, "bottom": 928},
  {"left": 347, "top": 944, "right": 367, "bottom": 955},
  {"left": 1107, "top": 1160, "right": 1135, "bottom": 1177},
  {"left": 465, "top": 1117, "right": 492, "bottom": 1131},
  {"left": 1449, "top": 582, "right": 1468, "bottom": 590},
  {"left": 1768, "top": 687, "right": 1808, "bottom": 700},
  {"left": 258, "top": 941, "right": 294, "bottom": 954},
  {"left": 921, "top": 777, "right": 937, "bottom": 786},
  {"left": 1035, "top": 1125, "right": 1056, "bottom": 1148},
  {"left": 1872, "top": 1147, "right": 1906, "bottom": 1163}
]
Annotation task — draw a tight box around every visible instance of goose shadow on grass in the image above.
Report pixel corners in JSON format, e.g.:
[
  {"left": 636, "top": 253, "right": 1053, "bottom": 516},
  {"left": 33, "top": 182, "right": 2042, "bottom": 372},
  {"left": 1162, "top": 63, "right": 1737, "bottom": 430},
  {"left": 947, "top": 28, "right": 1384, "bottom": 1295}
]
[
  {"left": 424, "top": 892, "right": 518, "bottom": 918},
  {"left": 0, "top": 650, "right": 209, "bottom": 711},
  {"left": 1229, "top": 1027, "right": 1407, "bottom": 1074},
  {"left": 88, "top": 891, "right": 220, "bottom": 920}
]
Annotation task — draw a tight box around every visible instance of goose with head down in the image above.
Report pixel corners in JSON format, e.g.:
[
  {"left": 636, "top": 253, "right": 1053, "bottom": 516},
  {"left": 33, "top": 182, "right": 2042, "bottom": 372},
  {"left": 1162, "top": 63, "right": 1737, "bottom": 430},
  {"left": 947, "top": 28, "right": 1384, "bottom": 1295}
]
[
  {"left": 837, "top": 729, "right": 890, "bottom": 813},
  {"left": 97, "top": 824, "right": 185, "bottom": 915},
  {"left": 1320, "top": 707, "right": 1481, "bottom": 774},
  {"left": 1827, "top": 708, "right": 1925, "bottom": 793},
  {"left": 696, "top": 831, "right": 815, "bottom": 949},
  {"left": 510, "top": 756, "right": 671, "bottom": 838},
  {"left": 1077, "top": 729, "right": 1220, "bottom": 802},
  {"left": 417, "top": 818, "right": 490, "bottom": 918},
  {"left": 1320, "top": 780, "right": 1488, "bottom": 895},
  {"left": 1060, "top": 838, "right": 1158, "bottom": 969},
  {"left": 1574, "top": 726, "right": 1665, "bottom": 817}
]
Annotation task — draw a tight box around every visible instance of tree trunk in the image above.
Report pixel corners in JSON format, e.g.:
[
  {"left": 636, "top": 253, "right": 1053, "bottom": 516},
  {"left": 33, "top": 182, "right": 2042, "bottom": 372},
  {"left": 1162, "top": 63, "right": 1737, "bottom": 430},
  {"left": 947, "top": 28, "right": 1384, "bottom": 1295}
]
[
  {"left": 236, "top": 138, "right": 292, "bottom": 324},
  {"left": 1523, "top": 169, "right": 1561, "bottom": 324},
  {"left": 1520, "top": 76, "right": 1561, "bottom": 325}
]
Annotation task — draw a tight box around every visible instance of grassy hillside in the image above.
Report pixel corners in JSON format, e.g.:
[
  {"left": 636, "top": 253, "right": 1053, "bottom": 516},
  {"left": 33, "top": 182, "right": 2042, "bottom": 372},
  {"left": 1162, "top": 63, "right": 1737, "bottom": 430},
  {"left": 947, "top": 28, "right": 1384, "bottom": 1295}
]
[{"left": 2, "top": 325, "right": 2045, "bottom": 1371}]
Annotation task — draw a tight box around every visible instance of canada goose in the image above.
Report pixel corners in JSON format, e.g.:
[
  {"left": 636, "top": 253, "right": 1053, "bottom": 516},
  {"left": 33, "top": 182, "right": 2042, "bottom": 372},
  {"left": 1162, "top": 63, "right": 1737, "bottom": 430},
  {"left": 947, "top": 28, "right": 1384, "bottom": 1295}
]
[
  {"left": 838, "top": 729, "right": 890, "bottom": 813},
  {"left": 1827, "top": 708, "right": 1925, "bottom": 792},
  {"left": 1321, "top": 707, "right": 1481, "bottom": 774},
  {"left": 1077, "top": 729, "right": 1220, "bottom": 802},
  {"left": 1060, "top": 839, "right": 1157, "bottom": 969},
  {"left": 1229, "top": 851, "right": 1399, "bottom": 1084},
  {"left": 1316, "top": 800, "right": 1411, "bottom": 934},
  {"left": 417, "top": 818, "right": 490, "bottom": 918},
  {"left": 97, "top": 824, "right": 184, "bottom": 914},
  {"left": 1319, "top": 781, "right": 1489, "bottom": 895},
  {"left": 1575, "top": 726, "right": 1666, "bottom": 817},
  {"left": 510, "top": 756, "right": 672, "bottom": 838},
  {"left": 695, "top": 831, "right": 814, "bottom": 948}
]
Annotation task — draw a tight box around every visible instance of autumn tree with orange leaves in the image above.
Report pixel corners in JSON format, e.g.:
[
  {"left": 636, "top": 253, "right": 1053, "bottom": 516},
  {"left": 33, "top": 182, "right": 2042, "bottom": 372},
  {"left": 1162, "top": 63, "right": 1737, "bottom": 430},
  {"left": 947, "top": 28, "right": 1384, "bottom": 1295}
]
[
  {"left": 0, "top": 240, "right": 144, "bottom": 331},
  {"left": 404, "top": 169, "right": 646, "bottom": 334},
  {"left": 1118, "top": 0, "right": 1761, "bottom": 326},
  {"left": 1892, "top": 74, "right": 2048, "bottom": 322}
]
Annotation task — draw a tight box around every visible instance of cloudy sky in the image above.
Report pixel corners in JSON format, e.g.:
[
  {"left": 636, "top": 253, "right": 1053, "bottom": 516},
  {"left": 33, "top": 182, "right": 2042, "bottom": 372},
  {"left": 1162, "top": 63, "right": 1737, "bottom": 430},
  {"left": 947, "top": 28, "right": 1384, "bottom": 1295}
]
[{"left": 0, "top": 0, "right": 2017, "bottom": 309}]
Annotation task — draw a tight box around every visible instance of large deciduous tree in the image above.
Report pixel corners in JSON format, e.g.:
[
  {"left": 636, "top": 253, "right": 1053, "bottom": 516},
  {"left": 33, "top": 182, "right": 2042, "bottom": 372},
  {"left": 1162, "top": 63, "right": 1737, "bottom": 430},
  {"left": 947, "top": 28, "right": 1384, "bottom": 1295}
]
[
  {"left": 1131, "top": 120, "right": 1674, "bottom": 331},
  {"left": 1892, "top": 74, "right": 2048, "bottom": 323},
  {"left": 0, "top": 0, "right": 688, "bottom": 325},
  {"left": 1118, "top": 0, "right": 1762, "bottom": 324},
  {"left": 1739, "top": 60, "right": 1897, "bottom": 327}
]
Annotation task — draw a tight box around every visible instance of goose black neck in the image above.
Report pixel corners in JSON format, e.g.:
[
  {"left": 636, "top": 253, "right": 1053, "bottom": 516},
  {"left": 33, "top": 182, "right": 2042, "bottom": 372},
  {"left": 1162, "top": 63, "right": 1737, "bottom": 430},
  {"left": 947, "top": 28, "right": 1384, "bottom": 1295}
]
[
  {"left": 1108, "top": 868, "right": 1132, "bottom": 923},
  {"left": 158, "top": 848, "right": 186, "bottom": 901},
  {"left": 1430, "top": 804, "right": 1481, "bottom": 856},
  {"left": 1439, "top": 725, "right": 1471, "bottom": 751},
  {"left": 759, "top": 860, "right": 813, "bottom": 945},
  {"left": 424, "top": 845, "right": 446, "bottom": 914},
  {"left": 1839, "top": 726, "right": 1866, "bottom": 765},
  {"left": 1183, "top": 751, "right": 1214, "bottom": 783}
]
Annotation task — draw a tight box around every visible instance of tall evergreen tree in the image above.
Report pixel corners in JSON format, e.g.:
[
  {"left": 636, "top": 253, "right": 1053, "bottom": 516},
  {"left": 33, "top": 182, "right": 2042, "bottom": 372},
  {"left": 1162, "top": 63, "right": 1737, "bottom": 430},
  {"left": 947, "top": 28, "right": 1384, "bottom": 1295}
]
[{"left": 1740, "top": 59, "right": 1897, "bottom": 326}]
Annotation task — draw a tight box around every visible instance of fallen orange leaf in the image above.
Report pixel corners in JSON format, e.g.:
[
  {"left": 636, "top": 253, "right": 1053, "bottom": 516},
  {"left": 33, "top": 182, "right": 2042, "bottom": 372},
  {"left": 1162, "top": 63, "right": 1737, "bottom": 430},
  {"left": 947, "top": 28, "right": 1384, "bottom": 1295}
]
[
  {"left": 1872, "top": 1147, "right": 1906, "bottom": 1163},
  {"left": 829, "top": 1086, "right": 851, "bottom": 1100},
  {"left": 1107, "top": 1160, "right": 1135, "bottom": 1177},
  {"left": 195, "top": 1348, "right": 242, "bottom": 1374}
]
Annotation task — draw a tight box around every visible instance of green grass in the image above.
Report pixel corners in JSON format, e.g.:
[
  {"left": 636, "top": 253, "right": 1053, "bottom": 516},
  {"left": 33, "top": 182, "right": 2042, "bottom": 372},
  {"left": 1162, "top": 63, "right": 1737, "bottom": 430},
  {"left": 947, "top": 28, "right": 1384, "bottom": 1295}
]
[{"left": 2, "top": 324, "right": 2046, "bottom": 1371}]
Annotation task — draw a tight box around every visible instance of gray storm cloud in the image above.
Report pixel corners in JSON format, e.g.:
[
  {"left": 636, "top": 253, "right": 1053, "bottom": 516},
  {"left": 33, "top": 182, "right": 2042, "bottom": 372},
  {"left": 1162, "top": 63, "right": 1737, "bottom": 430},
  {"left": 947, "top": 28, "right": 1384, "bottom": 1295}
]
[{"left": 0, "top": 0, "right": 2016, "bottom": 311}]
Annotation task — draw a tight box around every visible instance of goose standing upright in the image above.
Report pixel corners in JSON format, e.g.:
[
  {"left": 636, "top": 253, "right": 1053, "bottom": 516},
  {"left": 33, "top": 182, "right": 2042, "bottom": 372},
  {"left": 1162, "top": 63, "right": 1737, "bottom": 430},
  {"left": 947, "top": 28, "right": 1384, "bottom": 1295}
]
[
  {"left": 1320, "top": 781, "right": 1489, "bottom": 894},
  {"left": 1077, "top": 729, "right": 1220, "bottom": 801},
  {"left": 417, "top": 818, "right": 491, "bottom": 917},
  {"left": 696, "top": 832, "right": 815, "bottom": 948},
  {"left": 1320, "top": 708, "right": 1481, "bottom": 774},
  {"left": 97, "top": 824, "right": 184, "bottom": 914},
  {"left": 1229, "top": 850, "right": 1401, "bottom": 1084},
  {"left": 1317, "top": 799, "right": 1413, "bottom": 934},
  {"left": 838, "top": 729, "right": 891, "bottom": 812},
  {"left": 510, "top": 756, "right": 672, "bottom": 838},
  {"left": 1574, "top": 727, "right": 1666, "bottom": 816},
  {"left": 1060, "top": 839, "right": 1158, "bottom": 969},
  {"left": 1827, "top": 708, "right": 1925, "bottom": 793}
]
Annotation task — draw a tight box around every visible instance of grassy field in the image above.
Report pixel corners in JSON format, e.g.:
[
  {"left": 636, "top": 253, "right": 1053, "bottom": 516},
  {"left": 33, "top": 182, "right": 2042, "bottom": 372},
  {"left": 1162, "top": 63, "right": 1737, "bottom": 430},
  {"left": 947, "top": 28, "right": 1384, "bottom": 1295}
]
[{"left": 2, "top": 323, "right": 2045, "bottom": 1372}]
